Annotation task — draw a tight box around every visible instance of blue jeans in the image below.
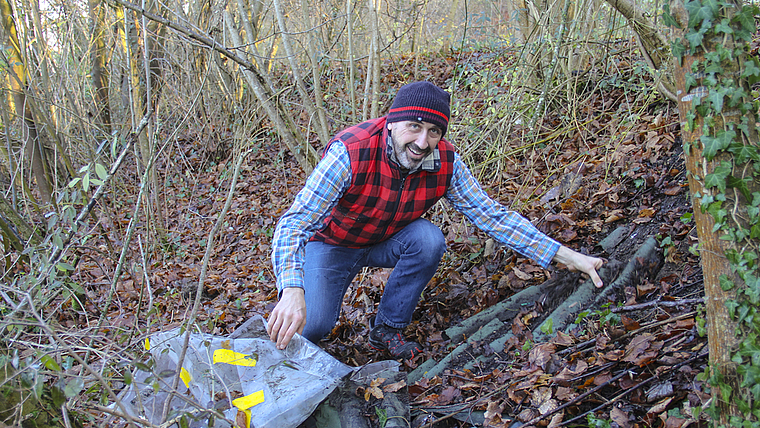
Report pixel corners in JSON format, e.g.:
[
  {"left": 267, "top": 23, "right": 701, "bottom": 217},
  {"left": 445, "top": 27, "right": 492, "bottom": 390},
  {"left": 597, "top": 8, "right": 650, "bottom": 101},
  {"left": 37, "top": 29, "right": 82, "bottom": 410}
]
[{"left": 301, "top": 218, "right": 446, "bottom": 343}]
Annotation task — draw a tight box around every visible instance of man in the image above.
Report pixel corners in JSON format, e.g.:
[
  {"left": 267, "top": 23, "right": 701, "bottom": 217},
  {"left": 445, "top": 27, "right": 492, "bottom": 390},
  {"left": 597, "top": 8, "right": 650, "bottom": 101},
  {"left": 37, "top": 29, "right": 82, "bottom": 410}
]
[{"left": 267, "top": 81, "right": 603, "bottom": 360}]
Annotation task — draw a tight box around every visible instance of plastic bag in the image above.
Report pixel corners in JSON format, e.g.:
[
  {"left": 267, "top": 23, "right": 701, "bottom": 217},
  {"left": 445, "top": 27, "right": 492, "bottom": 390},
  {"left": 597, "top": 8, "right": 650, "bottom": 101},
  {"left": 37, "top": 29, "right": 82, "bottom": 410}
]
[{"left": 116, "top": 316, "right": 353, "bottom": 428}]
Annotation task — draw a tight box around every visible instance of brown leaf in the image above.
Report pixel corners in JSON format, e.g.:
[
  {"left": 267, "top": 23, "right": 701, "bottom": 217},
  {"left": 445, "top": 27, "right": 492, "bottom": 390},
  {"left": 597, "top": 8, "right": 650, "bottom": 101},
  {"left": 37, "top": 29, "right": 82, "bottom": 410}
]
[
  {"left": 605, "top": 210, "right": 626, "bottom": 223},
  {"left": 637, "top": 282, "right": 657, "bottom": 296},
  {"left": 662, "top": 185, "right": 682, "bottom": 195},
  {"left": 552, "top": 330, "right": 575, "bottom": 346},
  {"left": 647, "top": 382, "right": 674, "bottom": 402},
  {"left": 438, "top": 386, "right": 460, "bottom": 404},
  {"left": 382, "top": 379, "right": 406, "bottom": 393},
  {"left": 529, "top": 343, "right": 556, "bottom": 370},
  {"left": 621, "top": 314, "right": 640, "bottom": 331},
  {"left": 555, "top": 386, "right": 578, "bottom": 401},
  {"left": 512, "top": 266, "right": 533, "bottom": 280},
  {"left": 484, "top": 399, "right": 505, "bottom": 421},
  {"left": 364, "top": 385, "right": 384, "bottom": 401},
  {"left": 649, "top": 396, "right": 673, "bottom": 414},
  {"left": 664, "top": 416, "right": 687, "bottom": 428},
  {"left": 530, "top": 387, "right": 553, "bottom": 408},
  {"left": 547, "top": 411, "right": 565, "bottom": 428},
  {"left": 538, "top": 397, "right": 558, "bottom": 415},
  {"left": 623, "top": 333, "right": 663, "bottom": 366},
  {"left": 517, "top": 408, "right": 538, "bottom": 422},
  {"left": 610, "top": 406, "right": 632, "bottom": 428}
]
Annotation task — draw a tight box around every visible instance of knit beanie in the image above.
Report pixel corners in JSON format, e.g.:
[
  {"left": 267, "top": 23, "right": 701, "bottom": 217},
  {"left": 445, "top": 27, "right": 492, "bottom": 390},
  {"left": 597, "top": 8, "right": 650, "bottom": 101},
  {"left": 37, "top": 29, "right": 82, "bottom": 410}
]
[{"left": 387, "top": 81, "right": 450, "bottom": 137}]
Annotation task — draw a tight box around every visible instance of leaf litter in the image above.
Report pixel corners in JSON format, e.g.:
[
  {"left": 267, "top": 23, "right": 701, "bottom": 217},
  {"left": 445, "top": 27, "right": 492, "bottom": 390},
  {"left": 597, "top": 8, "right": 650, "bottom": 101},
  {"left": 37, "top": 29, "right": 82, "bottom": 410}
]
[{"left": 46, "top": 46, "right": 710, "bottom": 427}]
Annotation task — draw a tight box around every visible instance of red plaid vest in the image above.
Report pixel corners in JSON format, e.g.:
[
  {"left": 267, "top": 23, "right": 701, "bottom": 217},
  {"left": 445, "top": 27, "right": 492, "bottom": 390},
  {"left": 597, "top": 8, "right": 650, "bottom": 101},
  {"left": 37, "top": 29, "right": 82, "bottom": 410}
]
[{"left": 312, "top": 117, "right": 455, "bottom": 247}]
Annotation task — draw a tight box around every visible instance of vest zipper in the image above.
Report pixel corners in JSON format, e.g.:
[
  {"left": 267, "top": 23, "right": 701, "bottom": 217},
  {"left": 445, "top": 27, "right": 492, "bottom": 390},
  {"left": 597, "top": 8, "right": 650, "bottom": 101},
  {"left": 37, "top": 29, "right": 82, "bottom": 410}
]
[{"left": 381, "top": 174, "right": 407, "bottom": 238}]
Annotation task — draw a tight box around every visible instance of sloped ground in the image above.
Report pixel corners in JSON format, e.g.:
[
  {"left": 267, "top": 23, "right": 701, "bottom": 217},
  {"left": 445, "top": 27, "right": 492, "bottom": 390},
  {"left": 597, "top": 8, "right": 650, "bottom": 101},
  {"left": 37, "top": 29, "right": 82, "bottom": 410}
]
[
  {"left": 315, "top": 133, "right": 706, "bottom": 427},
  {"left": 44, "top": 46, "right": 706, "bottom": 427}
]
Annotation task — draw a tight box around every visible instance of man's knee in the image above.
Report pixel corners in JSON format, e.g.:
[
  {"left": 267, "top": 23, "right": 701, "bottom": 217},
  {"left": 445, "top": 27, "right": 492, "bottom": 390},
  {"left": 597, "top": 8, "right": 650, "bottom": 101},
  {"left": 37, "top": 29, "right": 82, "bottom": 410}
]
[{"left": 408, "top": 219, "right": 446, "bottom": 260}]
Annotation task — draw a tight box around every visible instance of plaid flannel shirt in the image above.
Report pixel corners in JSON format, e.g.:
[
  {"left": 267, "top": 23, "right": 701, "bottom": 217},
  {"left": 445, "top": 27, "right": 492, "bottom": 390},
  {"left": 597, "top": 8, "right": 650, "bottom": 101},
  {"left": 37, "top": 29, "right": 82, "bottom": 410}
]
[{"left": 272, "top": 137, "right": 561, "bottom": 294}]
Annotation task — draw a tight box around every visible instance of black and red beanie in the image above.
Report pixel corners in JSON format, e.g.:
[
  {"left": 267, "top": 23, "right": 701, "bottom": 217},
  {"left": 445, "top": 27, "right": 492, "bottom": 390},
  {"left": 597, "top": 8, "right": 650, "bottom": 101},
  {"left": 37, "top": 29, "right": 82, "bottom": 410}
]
[{"left": 387, "top": 81, "right": 450, "bottom": 137}]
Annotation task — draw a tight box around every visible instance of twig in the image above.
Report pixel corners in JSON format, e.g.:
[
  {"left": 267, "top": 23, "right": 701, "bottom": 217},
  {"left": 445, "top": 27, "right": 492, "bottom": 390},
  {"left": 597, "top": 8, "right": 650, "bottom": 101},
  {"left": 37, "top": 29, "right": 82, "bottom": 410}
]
[
  {"left": 48, "top": 113, "right": 150, "bottom": 268},
  {"left": 557, "top": 349, "right": 709, "bottom": 426},
  {"left": 612, "top": 297, "right": 704, "bottom": 313},
  {"left": 417, "top": 380, "right": 515, "bottom": 428},
  {"left": 525, "top": 368, "right": 637, "bottom": 426},
  {"left": 21, "top": 293, "right": 140, "bottom": 428},
  {"left": 558, "top": 311, "right": 697, "bottom": 356},
  {"left": 162, "top": 147, "right": 251, "bottom": 422},
  {"left": 91, "top": 404, "right": 159, "bottom": 427}
]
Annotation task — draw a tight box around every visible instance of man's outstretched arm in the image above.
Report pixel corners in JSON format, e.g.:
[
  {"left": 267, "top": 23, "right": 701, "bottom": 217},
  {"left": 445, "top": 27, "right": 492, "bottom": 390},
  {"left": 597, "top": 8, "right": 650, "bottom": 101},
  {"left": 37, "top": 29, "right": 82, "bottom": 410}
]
[{"left": 268, "top": 142, "right": 351, "bottom": 349}]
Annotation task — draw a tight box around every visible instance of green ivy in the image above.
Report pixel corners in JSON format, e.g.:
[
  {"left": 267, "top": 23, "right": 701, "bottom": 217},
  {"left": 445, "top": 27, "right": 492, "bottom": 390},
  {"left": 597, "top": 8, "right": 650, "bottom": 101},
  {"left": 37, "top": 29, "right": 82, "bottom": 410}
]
[{"left": 664, "top": 0, "right": 760, "bottom": 425}]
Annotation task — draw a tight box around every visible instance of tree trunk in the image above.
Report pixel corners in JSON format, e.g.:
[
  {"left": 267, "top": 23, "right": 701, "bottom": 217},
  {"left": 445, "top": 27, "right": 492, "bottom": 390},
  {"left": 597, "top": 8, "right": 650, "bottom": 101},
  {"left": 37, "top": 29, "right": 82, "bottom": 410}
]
[
  {"left": 346, "top": 0, "right": 357, "bottom": 123},
  {"left": 362, "top": 0, "right": 380, "bottom": 120},
  {"left": 0, "top": 0, "right": 53, "bottom": 204},
  {"left": 89, "top": 0, "right": 112, "bottom": 135},
  {"left": 670, "top": 0, "right": 759, "bottom": 422},
  {"left": 273, "top": 0, "right": 326, "bottom": 146},
  {"left": 223, "top": 11, "right": 318, "bottom": 173},
  {"left": 604, "top": 0, "right": 677, "bottom": 102},
  {"left": 300, "top": 0, "right": 330, "bottom": 148},
  {"left": 0, "top": 193, "right": 41, "bottom": 250}
]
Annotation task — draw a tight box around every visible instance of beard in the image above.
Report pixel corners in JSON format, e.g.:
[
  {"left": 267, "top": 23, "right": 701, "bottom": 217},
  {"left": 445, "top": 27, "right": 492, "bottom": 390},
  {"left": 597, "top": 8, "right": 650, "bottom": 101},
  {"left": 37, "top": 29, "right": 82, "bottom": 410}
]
[{"left": 392, "top": 137, "right": 431, "bottom": 170}]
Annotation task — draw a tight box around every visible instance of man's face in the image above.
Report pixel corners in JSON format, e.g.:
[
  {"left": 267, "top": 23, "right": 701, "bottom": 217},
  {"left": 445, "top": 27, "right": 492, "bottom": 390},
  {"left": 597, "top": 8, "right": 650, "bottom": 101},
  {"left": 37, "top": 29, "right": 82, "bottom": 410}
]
[{"left": 388, "top": 120, "right": 443, "bottom": 170}]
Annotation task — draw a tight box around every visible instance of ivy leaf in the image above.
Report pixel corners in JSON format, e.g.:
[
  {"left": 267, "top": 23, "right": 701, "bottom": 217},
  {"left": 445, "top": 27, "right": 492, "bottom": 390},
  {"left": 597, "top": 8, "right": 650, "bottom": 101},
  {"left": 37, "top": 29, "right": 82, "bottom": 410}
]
[
  {"left": 686, "top": 28, "right": 706, "bottom": 50},
  {"left": 728, "top": 141, "right": 760, "bottom": 164},
  {"left": 714, "top": 18, "right": 733, "bottom": 35},
  {"left": 718, "top": 275, "right": 734, "bottom": 291},
  {"left": 671, "top": 40, "right": 687, "bottom": 65},
  {"left": 742, "top": 59, "right": 760, "bottom": 84},
  {"left": 727, "top": 175, "right": 752, "bottom": 202},
  {"left": 742, "top": 58, "right": 760, "bottom": 77},
  {"left": 686, "top": 0, "right": 715, "bottom": 29},
  {"left": 661, "top": 4, "right": 681, "bottom": 29},
  {"left": 707, "top": 87, "right": 727, "bottom": 112},
  {"left": 701, "top": 130, "right": 735, "bottom": 160},
  {"left": 733, "top": 6, "right": 757, "bottom": 40},
  {"left": 704, "top": 161, "right": 732, "bottom": 191}
]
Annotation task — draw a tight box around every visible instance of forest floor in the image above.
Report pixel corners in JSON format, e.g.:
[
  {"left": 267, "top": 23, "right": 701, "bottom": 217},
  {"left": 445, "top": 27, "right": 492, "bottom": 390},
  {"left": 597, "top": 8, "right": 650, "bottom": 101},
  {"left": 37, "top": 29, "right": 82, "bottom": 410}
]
[{"left": 60, "top": 47, "right": 710, "bottom": 427}]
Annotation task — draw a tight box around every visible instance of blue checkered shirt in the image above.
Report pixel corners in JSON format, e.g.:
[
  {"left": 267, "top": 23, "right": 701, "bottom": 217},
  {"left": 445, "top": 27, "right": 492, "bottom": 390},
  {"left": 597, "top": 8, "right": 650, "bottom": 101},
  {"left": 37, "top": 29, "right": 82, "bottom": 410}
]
[{"left": 272, "top": 142, "right": 561, "bottom": 293}]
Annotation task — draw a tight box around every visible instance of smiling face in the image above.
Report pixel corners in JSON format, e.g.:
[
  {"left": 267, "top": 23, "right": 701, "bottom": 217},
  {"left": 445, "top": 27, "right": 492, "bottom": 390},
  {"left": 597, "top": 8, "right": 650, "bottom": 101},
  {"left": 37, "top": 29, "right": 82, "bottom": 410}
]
[{"left": 388, "top": 120, "right": 443, "bottom": 170}]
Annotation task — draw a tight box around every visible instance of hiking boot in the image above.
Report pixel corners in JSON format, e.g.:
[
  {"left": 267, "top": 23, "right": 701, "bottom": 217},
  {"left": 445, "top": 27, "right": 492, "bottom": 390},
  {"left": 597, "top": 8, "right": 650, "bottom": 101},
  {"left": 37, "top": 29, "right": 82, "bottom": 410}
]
[{"left": 368, "top": 323, "right": 422, "bottom": 360}]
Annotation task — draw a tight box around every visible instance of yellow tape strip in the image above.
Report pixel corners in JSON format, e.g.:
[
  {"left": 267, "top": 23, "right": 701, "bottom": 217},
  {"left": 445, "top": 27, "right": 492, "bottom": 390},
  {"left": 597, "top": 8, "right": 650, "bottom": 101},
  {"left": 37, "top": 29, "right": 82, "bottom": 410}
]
[
  {"left": 232, "top": 390, "right": 265, "bottom": 410},
  {"left": 213, "top": 349, "right": 257, "bottom": 367},
  {"left": 180, "top": 367, "right": 192, "bottom": 388},
  {"left": 242, "top": 409, "right": 252, "bottom": 428},
  {"left": 144, "top": 338, "right": 150, "bottom": 350}
]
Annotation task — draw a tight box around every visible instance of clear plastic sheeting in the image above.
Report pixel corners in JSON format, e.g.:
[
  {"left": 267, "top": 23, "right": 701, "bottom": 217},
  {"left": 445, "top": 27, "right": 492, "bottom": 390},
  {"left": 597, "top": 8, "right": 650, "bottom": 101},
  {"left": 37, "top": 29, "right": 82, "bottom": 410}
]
[{"left": 117, "top": 316, "right": 354, "bottom": 428}]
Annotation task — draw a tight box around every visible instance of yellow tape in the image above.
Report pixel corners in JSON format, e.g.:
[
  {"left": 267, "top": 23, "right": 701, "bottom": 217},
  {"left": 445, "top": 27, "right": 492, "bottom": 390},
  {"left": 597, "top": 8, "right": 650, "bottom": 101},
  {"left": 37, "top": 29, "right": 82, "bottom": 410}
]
[
  {"left": 180, "top": 367, "right": 192, "bottom": 388},
  {"left": 242, "top": 409, "right": 252, "bottom": 428},
  {"left": 213, "top": 349, "right": 257, "bottom": 367},
  {"left": 144, "top": 338, "right": 150, "bottom": 350},
  {"left": 232, "top": 390, "right": 265, "bottom": 410}
]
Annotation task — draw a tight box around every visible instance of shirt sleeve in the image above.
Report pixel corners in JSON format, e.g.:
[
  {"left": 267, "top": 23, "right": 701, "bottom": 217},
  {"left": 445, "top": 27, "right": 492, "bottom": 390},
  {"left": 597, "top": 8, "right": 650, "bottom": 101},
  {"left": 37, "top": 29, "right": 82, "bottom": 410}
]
[
  {"left": 444, "top": 154, "right": 561, "bottom": 268},
  {"left": 271, "top": 142, "right": 352, "bottom": 294}
]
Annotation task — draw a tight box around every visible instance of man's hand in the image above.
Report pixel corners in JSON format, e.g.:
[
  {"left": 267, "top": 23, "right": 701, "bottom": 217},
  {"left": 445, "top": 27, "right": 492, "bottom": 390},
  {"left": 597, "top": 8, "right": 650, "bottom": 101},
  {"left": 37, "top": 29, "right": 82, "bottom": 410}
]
[
  {"left": 553, "top": 245, "right": 605, "bottom": 288},
  {"left": 267, "top": 287, "right": 307, "bottom": 350}
]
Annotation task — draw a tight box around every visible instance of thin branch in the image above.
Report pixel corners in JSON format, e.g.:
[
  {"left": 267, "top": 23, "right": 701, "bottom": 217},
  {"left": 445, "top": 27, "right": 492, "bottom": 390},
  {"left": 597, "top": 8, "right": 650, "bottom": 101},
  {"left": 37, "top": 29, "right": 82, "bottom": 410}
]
[
  {"left": 557, "top": 350, "right": 709, "bottom": 426},
  {"left": 612, "top": 297, "right": 704, "bottom": 313},
  {"left": 162, "top": 146, "right": 251, "bottom": 422}
]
